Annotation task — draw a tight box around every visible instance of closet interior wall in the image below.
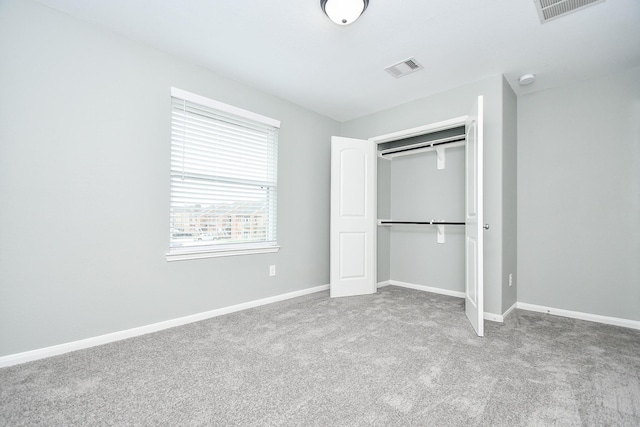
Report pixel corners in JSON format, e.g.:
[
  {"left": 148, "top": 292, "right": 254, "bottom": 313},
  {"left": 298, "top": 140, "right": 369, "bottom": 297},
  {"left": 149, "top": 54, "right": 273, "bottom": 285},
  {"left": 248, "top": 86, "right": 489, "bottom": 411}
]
[{"left": 378, "top": 131, "right": 466, "bottom": 294}]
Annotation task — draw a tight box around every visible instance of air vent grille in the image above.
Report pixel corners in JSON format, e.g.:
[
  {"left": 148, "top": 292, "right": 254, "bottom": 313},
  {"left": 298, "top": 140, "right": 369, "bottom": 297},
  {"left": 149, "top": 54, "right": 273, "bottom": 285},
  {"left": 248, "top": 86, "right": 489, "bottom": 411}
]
[
  {"left": 535, "top": 0, "right": 605, "bottom": 23},
  {"left": 385, "top": 58, "right": 424, "bottom": 79}
]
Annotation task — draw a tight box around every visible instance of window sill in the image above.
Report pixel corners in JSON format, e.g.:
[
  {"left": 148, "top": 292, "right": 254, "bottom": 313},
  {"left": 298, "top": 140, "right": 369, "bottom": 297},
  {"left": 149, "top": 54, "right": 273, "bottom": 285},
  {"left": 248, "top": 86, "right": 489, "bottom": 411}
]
[{"left": 166, "top": 245, "right": 280, "bottom": 262}]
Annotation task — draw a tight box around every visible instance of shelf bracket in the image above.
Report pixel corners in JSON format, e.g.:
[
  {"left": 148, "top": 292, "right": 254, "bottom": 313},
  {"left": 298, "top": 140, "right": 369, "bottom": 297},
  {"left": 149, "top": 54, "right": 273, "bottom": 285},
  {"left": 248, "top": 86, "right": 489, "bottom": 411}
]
[
  {"left": 436, "top": 224, "right": 445, "bottom": 244},
  {"left": 436, "top": 147, "right": 446, "bottom": 170}
]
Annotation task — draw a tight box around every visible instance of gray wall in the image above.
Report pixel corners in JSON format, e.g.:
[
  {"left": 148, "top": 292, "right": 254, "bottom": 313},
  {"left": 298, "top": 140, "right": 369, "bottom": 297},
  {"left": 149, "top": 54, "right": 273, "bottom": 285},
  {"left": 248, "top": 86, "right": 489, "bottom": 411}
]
[
  {"left": 376, "top": 158, "right": 391, "bottom": 282},
  {"left": 5, "top": 0, "right": 633, "bottom": 361},
  {"left": 388, "top": 147, "right": 466, "bottom": 291},
  {"left": 340, "top": 75, "right": 509, "bottom": 316},
  {"left": 501, "top": 78, "right": 518, "bottom": 313},
  {"left": 518, "top": 67, "right": 640, "bottom": 321},
  {"left": 0, "top": 0, "right": 339, "bottom": 357}
]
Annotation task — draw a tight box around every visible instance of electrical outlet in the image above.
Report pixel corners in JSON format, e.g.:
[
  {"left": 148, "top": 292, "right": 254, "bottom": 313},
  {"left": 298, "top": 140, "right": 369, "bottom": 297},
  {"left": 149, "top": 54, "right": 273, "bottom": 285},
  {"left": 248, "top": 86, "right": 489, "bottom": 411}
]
[
  {"left": 269, "top": 265, "right": 276, "bottom": 276},
  {"left": 509, "top": 273, "right": 513, "bottom": 287}
]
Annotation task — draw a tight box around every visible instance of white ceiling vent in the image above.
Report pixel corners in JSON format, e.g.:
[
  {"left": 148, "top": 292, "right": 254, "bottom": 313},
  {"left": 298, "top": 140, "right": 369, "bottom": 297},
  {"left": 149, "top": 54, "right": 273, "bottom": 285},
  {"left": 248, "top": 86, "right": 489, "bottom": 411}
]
[
  {"left": 535, "top": 0, "right": 605, "bottom": 23},
  {"left": 385, "top": 58, "right": 424, "bottom": 79}
]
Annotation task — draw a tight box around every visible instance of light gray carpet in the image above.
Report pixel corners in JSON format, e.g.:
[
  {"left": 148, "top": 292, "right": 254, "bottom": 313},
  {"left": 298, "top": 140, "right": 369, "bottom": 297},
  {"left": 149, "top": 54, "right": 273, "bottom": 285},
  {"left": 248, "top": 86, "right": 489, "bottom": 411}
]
[{"left": 1, "top": 286, "right": 639, "bottom": 426}]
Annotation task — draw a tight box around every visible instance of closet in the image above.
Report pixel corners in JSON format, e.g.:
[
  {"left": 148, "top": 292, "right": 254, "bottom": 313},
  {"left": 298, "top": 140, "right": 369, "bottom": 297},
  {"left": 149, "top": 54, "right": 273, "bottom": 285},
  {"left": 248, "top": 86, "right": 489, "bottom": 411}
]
[{"left": 330, "top": 96, "right": 486, "bottom": 336}]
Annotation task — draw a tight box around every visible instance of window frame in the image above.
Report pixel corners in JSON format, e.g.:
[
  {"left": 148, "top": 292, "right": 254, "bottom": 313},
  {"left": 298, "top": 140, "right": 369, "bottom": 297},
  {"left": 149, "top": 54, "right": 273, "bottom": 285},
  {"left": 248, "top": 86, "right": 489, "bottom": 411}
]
[{"left": 166, "top": 87, "right": 280, "bottom": 262}]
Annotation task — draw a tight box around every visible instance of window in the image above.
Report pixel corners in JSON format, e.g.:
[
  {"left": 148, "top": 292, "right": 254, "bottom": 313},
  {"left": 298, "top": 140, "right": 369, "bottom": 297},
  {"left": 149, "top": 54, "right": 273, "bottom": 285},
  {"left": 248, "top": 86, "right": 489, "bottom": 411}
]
[{"left": 167, "top": 88, "right": 280, "bottom": 261}]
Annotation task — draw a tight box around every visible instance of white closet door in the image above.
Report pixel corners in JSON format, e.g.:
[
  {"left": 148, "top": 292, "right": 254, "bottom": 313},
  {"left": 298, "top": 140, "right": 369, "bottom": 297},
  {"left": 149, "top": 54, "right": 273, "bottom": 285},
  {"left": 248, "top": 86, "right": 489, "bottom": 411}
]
[
  {"left": 330, "top": 137, "right": 377, "bottom": 298},
  {"left": 465, "top": 96, "right": 485, "bottom": 336}
]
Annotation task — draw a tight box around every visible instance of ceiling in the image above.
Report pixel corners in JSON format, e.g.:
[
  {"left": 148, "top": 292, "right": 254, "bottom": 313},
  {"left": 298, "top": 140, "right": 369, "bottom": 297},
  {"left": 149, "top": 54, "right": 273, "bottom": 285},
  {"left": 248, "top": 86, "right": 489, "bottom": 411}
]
[{"left": 34, "top": 0, "right": 640, "bottom": 122}]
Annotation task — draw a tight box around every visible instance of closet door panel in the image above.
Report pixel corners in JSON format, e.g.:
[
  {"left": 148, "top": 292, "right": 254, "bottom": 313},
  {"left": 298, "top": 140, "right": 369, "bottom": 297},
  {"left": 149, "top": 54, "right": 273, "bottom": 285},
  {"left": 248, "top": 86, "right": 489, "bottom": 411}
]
[
  {"left": 339, "top": 149, "right": 366, "bottom": 216},
  {"left": 465, "top": 96, "right": 485, "bottom": 336},
  {"left": 330, "top": 137, "right": 377, "bottom": 298},
  {"left": 339, "top": 233, "right": 367, "bottom": 279}
]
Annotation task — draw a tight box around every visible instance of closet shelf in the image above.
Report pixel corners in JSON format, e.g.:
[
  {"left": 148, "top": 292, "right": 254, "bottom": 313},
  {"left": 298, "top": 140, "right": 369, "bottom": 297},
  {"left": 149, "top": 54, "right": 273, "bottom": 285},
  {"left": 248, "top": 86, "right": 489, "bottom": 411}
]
[
  {"left": 378, "top": 219, "right": 465, "bottom": 244},
  {"left": 378, "top": 136, "right": 465, "bottom": 170},
  {"left": 378, "top": 220, "right": 465, "bottom": 226}
]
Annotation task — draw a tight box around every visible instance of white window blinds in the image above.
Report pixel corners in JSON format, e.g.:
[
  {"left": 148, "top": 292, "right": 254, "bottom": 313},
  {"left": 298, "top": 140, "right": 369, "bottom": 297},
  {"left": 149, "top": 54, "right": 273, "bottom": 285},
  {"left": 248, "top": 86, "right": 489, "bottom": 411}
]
[{"left": 168, "top": 88, "right": 280, "bottom": 259}]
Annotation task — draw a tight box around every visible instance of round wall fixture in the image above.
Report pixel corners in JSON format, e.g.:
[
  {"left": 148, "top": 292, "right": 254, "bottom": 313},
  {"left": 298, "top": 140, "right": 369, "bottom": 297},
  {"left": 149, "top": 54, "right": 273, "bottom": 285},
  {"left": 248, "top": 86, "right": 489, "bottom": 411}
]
[
  {"left": 320, "top": 0, "right": 369, "bottom": 25},
  {"left": 518, "top": 73, "right": 536, "bottom": 86}
]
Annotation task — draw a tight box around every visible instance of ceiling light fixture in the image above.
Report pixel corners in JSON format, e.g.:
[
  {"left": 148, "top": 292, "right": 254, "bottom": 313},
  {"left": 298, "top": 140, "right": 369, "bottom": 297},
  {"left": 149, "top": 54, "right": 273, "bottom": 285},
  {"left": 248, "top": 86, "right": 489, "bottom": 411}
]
[
  {"left": 320, "top": 0, "right": 369, "bottom": 25},
  {"left": 518, "top": 73, "right": 536, "bottom": 86}
]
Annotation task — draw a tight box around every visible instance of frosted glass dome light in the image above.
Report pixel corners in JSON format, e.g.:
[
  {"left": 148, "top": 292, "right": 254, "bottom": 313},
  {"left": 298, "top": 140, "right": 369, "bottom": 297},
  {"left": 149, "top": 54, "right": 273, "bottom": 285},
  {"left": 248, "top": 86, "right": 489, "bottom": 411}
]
[{"left": 321, "top": 0, "right": 369, "bottom": 25}]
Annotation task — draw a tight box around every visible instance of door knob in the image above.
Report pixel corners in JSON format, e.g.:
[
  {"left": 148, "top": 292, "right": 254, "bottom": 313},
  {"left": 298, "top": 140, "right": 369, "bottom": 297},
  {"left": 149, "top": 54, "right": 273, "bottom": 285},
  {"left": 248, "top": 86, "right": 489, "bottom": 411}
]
[{"left": 483, "top": 224, "right": 490, "bottom": 230}]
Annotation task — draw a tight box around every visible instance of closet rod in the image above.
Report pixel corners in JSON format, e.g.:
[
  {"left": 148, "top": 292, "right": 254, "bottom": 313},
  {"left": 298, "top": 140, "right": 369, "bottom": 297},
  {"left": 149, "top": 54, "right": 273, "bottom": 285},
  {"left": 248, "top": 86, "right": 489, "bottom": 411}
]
[
  {"left": 379, "top": 135, "right": 465, "bottom": 157},
  {"left": 379, "top": 220, "right": 466, "bottom": 226}
]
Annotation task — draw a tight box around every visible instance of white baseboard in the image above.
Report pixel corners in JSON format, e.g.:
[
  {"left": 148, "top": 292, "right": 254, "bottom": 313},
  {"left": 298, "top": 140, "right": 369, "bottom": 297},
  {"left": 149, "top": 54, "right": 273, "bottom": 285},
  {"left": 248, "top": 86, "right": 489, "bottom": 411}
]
[
  {"left": 0, "top": 284, "right": 330, "bottom": 368},
  {"left": 385, "top": 280, "right": 507, "bottom": 322},
  {"left": 381, "top": 283, "right": 639, "bottom": 330},
  {"left": 384, "top": 282, "right": 639, "bottom": 329},
  {"left": 5, "top": 284, "right": 637, "bottom": 368},
  {"left": 389, "top": 280, "right": 466, "bottom": 299},
  {"left": 483, "top": 312, "right": 504, "bottom": 323},
  {"left": 517, "top": 302, "right": 640, "bottom": 331}
]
